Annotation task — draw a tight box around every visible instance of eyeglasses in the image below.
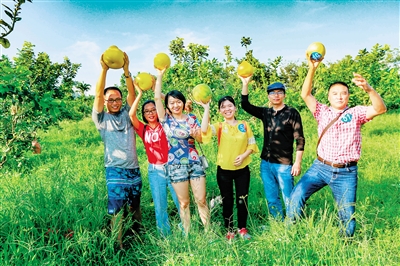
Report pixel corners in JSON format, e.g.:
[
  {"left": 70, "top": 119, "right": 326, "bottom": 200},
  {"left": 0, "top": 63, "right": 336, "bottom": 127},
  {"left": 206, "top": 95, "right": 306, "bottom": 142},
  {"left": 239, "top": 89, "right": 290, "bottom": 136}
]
[
  {"left": 144, "top": 108, "right": 157, "bottom": 115},
  {"left": 105, "top": 98, "right": 123, "bottom": 103},
  {"left": 268, "top": 91, "right": 285, "bottom": 96}
]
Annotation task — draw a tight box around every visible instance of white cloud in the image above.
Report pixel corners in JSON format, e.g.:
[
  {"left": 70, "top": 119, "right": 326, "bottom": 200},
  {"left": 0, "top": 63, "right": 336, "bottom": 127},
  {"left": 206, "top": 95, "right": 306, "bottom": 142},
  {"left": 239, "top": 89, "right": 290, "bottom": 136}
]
[
  {"left": 294, "top": 1, "right": 330, "bottom": 15},
  {"left": 122, "top": 34, "right": 152, "bottom": 52},
  {"left": 65, "top": 41, "right": 101, "bottom": 57},
  {"left": 170, "top": 28, "right": 211, "bottom": 46}
]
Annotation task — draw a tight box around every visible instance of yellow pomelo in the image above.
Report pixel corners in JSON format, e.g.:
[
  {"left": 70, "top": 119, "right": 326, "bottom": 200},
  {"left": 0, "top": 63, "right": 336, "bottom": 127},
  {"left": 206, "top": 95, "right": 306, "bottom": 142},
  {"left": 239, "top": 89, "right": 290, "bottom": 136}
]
[
  {"left": 103, "top": 45, "right": 124, "bottom": 69},
  {"left": 237, "top": 61, "right": 254, "bottom": 78},
  {"left": 135, "top": 73, "right": 154, "bottom": 91},
  {"left": 306, "top": 42, "right": 326, "bottom": 61},
  {"left": 154, "top": 52, "right": 171, "bottom": 70},
  {"left": 192, "top": 84, "right": 212, "bottom": 103}
]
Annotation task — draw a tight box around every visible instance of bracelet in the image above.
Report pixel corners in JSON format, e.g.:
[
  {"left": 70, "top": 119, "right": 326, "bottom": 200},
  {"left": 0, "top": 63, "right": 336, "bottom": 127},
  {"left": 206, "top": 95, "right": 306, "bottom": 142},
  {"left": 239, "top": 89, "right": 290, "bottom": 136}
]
[{"left": 124, "top": 72, "right": 131, "bottom": 78}]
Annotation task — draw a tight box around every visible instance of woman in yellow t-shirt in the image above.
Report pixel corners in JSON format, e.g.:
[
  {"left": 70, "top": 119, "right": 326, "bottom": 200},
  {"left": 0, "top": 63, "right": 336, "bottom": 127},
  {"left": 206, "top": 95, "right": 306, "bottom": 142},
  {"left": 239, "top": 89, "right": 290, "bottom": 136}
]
[{"left": 199, "top": 96, "right": 259, "bottom": 241}]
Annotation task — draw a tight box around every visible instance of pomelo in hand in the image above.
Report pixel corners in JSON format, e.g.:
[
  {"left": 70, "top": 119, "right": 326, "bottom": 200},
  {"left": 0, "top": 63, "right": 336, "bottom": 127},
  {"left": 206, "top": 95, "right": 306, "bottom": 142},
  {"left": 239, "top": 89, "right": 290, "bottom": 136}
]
[
  {"left": 135, "top": 73, "right": 154, "bottom": 91},
  {"left": 306, "top": 42, "right": 326, "bottom": 61},
  {"left": 192, "top": 84, "right": 212, "bottom": 103},
  {"left": 103, "top": 45, "right": 124, "bottom": 69},
  {"left": 237, "top": 61, "right": 254, "bottom": 78},
  {"left": 154, "top": 53, "right": 171, "bottom": 70}
]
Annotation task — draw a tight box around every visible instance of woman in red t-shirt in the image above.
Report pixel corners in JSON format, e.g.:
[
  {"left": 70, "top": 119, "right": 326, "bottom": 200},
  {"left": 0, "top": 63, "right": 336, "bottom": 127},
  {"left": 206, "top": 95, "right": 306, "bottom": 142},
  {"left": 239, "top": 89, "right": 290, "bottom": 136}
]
[{"left": 129, "top": 82, "right": 179, "bottom": 236}]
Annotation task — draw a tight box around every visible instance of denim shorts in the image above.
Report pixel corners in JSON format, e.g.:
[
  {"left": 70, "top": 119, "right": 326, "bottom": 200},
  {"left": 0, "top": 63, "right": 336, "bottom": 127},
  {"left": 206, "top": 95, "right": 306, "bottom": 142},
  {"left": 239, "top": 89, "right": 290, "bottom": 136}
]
[
  {"left": 105, "top": 167, "right": 142, "bottom": 215},
  {"left": 167, "top": 162, "right": 205, "bottom": 183}
]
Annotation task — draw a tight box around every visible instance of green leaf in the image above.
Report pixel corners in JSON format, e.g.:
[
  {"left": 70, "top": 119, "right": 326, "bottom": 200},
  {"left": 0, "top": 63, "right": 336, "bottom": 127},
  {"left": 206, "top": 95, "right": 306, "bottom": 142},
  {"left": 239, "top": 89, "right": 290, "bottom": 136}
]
[
  {"left": 4, "top": 10, "right": 14, "bottom": 20},
  {"left": 0, "top": 37, "right": 11, "bottom": 48},
  {"left": 15, "top": 17, "right": 22, "bottom": 22},
  {"left": 0, "top": 19, "right": 11, "bottom": 29},
  {"left": 0, "top": 84, "right": 12, "bottom": 94},
  {"left": 1, "top": 4, "right": 14, "bottom": 13}
]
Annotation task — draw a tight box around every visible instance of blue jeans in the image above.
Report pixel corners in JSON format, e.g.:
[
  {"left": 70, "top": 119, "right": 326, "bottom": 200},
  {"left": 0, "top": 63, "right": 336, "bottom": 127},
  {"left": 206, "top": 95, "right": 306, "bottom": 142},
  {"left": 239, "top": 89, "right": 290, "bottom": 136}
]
[
  {"left": 260, "top": 159, "right": 293, "bottom": 220},
  {"left": 287, "top": 159, "right": 358, "bottom": 237},
  {"left": 148, "top": 164, "right": 180, "bottom": 236}
]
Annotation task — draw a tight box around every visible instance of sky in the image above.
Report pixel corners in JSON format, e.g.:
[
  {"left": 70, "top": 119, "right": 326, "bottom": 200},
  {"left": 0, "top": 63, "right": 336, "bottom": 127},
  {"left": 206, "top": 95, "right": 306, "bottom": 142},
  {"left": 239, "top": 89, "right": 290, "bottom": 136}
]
[{"left": 1, "top": 0, "right": 399, "bottom": 95}]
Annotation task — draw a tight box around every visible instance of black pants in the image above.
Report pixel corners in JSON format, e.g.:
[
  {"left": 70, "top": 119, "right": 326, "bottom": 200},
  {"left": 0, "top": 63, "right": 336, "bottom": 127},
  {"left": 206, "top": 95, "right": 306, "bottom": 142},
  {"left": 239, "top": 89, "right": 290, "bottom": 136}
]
[{"left": 217, "top": 165, "right": 250, "bottom": 231}]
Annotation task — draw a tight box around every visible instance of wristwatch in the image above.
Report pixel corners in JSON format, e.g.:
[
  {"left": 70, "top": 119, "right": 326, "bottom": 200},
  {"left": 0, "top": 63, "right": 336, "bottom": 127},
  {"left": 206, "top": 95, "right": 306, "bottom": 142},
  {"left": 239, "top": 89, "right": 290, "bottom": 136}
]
[{"left": 124, "top": 72, "right": 132, "bottom": 78}]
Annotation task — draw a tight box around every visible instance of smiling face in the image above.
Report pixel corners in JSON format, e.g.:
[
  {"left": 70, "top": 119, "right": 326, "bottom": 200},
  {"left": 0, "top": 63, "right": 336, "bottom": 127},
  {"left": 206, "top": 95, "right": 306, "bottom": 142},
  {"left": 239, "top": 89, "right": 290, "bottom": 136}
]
[
  {"left": 219, "top": 99, "right": 236, "bottom": 120},
  {"left": 104, "top": 89, "right": 123, "bottom": 114},
  {"left": 142, "top": 102, "right": 158, "bottom": 124},
  {"left": 167, "top": 96, "right": 184, "bottom": 116},
  {"left": 328, "top": 83, "right": 349, "bottom": 111}
]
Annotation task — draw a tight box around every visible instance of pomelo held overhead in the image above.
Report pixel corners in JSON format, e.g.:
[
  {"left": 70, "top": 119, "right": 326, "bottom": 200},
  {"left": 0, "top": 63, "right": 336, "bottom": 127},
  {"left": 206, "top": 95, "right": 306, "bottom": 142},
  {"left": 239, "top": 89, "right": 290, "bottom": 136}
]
[
  {"left": 154, "top": 53, "right": 171, "bottom": 70},
  {"left": 306, "top": 42, "right": 326, "bottom": 61},
  {"left": 103, "top": 45, "right": 124, "bottom": 69},
  {"left": 135, "top": 73, "right": 154, "bottom": 91},
  {"left": 237, "top": 61, "right": 254, "bottom": 78},
  {"left": 192, "top": 84, "right": 212, "bottom": 104}
]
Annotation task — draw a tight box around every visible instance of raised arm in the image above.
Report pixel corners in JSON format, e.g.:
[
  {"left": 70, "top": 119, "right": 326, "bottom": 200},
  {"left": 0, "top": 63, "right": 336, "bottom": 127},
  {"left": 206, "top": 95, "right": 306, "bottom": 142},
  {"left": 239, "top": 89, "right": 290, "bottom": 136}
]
[
  {"left": 93, "top": 55, "right": 108, "bottom": 113},
  {"left": 128, "top": 81, "right": 143, "bottom": 130},
  {"left": 151, "top": 79, "right": 166, "bottom": 100},
  {"left": 154, "top": 68, "right": 166, "bottom": 120},
  {"left": 352, "top": 73, "right": 387, "bottom": 120},
  {"left": 123, "top": 53, "right": 135, "bottom": 106},
  {"left": 301, "top": 56, "right": 322, "bottom": 114},
  {"left": 198, "top": 101, "right": 211, "bottom": 133},
  {"left": 240, "top": 75, "right": 252, "bottom": 96},
  {"left": 240, "top": 75, "right": 264, "bottom": 119}
]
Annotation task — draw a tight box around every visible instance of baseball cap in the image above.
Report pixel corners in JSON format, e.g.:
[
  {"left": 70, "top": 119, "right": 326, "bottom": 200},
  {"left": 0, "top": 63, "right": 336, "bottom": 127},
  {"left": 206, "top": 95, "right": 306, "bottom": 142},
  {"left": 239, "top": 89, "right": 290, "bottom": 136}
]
[{"left": 267, "top": 82, "right": 286, "bottom": 92}]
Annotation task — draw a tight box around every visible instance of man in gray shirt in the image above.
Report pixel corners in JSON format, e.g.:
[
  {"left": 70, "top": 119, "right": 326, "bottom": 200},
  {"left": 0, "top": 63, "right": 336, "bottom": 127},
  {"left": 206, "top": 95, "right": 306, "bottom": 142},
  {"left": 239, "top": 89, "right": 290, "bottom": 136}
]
[{"left": 92, "top": 52, "right": 140, "bottom": 249}]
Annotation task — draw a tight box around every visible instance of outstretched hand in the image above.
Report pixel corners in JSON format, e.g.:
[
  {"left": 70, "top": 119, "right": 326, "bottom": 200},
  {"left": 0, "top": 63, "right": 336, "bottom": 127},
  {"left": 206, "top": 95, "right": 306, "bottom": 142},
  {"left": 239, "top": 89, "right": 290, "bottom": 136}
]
[
  {"left": 156, "top": 67, "right": 166, "bottom": 76},
  {"left": 190, "top": 127, "right": 201, "bottom": 139},
  {"left": 352, "top": 73, "right": 372, "bottom": 93},
  {"left": 122, "top": 52, "right": 130, "bottom": 71},
  {"left": 238, "top": 75, "right": 252, "bottom": 85},
  {"left": 195, "top": 99, "right": 211, "bottom": 109},
  {"left": 100, "top": 54, "right": 109, "bottom": 71},
  {"left": 150, "top": 75, "right": 156, "bottom": 91},
  {"left": 133, "top": 80, "right": 143, "bottom": 94},
  {"left": 306, "top": 53, "right": 323, "bottom": 69}
]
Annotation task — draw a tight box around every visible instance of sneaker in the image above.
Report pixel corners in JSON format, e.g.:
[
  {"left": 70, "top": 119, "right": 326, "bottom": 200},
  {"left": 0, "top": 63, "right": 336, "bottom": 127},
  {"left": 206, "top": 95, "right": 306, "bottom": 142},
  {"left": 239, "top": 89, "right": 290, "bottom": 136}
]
[
  {"left": 226, "top": 231, "right": 236, "bottom": 241},
  {"left": 237, "top": 228, "right": 251, "bottom": 240}
]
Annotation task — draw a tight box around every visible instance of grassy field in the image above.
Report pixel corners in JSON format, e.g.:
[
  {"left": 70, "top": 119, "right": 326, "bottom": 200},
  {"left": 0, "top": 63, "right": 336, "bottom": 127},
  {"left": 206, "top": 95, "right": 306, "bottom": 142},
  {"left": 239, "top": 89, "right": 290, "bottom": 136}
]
[{"left": 0, "top": 110, "right": 399, "bottom": 265}]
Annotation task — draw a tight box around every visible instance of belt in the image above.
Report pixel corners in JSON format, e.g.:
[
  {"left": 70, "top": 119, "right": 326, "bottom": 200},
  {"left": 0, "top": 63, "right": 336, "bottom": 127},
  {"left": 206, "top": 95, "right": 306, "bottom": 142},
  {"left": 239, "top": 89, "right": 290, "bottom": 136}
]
[
  {"left": 148, "top": 163, "right": 166, "bottom": 170},
  {"left": 317, "top": 156, "right": 357, "bottom": 168}
]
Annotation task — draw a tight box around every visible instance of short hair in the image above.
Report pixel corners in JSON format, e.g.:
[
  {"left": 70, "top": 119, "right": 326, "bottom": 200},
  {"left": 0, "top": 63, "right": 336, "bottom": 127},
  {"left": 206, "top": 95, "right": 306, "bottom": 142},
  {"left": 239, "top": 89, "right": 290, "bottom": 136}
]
[
  {"left": 164, "top": 90, "right": 186, "bottom": 113},
  {"left": 104, "top": 86, "right": 123, "bottom": 98},
  {"left": 328, "top": 82, "right": 349, "bottom": 92},
  {"left": 141, "top": 100, "right": 157, "bottom": 124},
  {"left": 218, "top": 95, "right": 236, "bottom": 109}
]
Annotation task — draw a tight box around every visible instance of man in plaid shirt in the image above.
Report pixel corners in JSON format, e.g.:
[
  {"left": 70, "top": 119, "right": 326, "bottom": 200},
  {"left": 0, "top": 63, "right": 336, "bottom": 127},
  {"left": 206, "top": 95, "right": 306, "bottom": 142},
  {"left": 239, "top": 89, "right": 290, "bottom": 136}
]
[{"left": 287, "top": 56, "right": 387, "bottom": 237}]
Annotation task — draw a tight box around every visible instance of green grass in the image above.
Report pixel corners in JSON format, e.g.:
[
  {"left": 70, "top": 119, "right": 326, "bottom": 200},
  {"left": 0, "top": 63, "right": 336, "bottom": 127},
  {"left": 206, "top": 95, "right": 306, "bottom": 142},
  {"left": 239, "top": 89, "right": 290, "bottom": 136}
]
[{"left": 0, "top": 111, "right": 399, "bottom": 265}]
